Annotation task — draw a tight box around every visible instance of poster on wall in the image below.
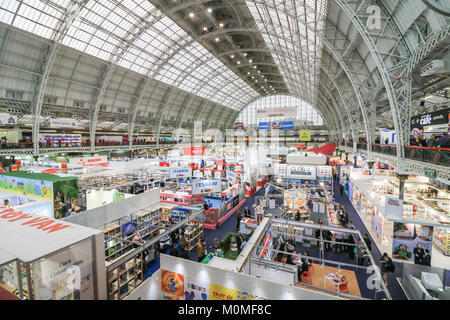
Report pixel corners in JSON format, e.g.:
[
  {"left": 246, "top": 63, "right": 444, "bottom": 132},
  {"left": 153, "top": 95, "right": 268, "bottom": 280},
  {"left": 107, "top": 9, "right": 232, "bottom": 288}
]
[
  {"left": 385, "top": 197, "right": 403, "bottom": 220},
  {"left": 184, "top": 281, "right": 209, "bottom": 300},
  {"left": 209, "top": 283, "right": 240, "bottom": 300},
  {"left": 161, "top": 270, "right": 185, "bottom": 300},
  {"left": 392, "top": 223, "right": 433, "bottom": 262},
  {"left": 192, "top": 179, "right": 221, "bottom": 195},
  {"left": 286, "top": 165, "right": 317, "bottom": 180},
  {"left": 32, "top": 239, "right": 94, "bottom": 300},
  {"left": 316, "top": 166, "right": 332, "bottom": 181},
  {"left": 371, "top": 207, "right": 384, "bottom": 243},
  {"left": 169, "top": 168, "right": 192, "bottom": 178},
  {"left": 0, "top": 174, "right": 53, "bottom": 201}
]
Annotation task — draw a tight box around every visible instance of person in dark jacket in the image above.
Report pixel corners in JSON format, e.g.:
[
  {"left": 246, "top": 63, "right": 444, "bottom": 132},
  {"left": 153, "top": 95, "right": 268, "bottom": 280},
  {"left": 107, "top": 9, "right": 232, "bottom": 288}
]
[
  {"left": 438, "top": 132, "right": 450, "bottom": 147},
  {"left": 236, "top": 210, "right": 242, "bottom": 231},
  {"left": 347, "top": 234, "right": 356, "bottom": 259},
  {"left": 169, "top": 243, "right": 179, "bottom": 257},
  {"left": 421, "top": 249, "right": 431, "bottom": 266},
  {"left": 363, "top": 233, "right": 372, "bottom": 251},
  {"left": 297, "top": 251, "right": 311, "bottom": 282},
  {"left": 179, "top": 245, "right": 190, "bottom": 260},
  {"left": 380, "top": 252, "right": 394, "bottom": 286},
  {"left": 413, "top": 243, "right": 425, "bottom": 265},
  {"left": 244, "top": 206, "right": 251, "bottom": 218}
]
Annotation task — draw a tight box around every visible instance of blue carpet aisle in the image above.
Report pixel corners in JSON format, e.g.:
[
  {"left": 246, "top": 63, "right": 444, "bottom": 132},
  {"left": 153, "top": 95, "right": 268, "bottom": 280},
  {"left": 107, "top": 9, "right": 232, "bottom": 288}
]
[{"left": 331, "top": 181, "right": 407, "bottom": 300}]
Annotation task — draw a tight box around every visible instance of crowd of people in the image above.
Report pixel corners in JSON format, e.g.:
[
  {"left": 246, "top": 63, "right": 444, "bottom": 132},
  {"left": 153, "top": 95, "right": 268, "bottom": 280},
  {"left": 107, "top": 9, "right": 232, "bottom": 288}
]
[{"left": 410, "top": 132, "right": 450, "bottom": 148}]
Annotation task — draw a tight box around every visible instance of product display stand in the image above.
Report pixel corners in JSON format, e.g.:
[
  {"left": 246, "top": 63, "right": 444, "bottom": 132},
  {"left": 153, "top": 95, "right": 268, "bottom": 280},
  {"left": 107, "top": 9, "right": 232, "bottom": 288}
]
[{"left": 184, "top": 222, "right": 203, "bottom": 251}]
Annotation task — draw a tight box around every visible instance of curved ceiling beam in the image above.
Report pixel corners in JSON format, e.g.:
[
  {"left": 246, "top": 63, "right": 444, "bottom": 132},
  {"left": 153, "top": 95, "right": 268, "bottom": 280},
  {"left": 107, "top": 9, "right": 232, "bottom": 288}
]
[
  {"left": 31, "top": 0, "right": 89, "bottom": 157},
  {"left": 334, "top": 0, "right": 412, "bottom": 171},
  {"left": 422, "top": 0, "right": 450, "bottom": 16}
]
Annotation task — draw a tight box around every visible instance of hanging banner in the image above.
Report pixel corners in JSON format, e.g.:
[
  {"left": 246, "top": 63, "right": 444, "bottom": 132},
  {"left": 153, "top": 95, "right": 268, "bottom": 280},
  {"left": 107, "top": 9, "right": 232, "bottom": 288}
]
[
  {"left": 385, "top": 197, "right": 403, "bottom": 220},
  {"left": 299, "top": 130, "right": 311, "bottom": 142},
  {"left": 258, "top": 121, "right": 293, "bottom": 130},
  {"left": 286, "top": 165, "right": 317, "bottom": 180},
  {"left": 169, "top": 168, "right": 192, "bottom": 178},
  {"left": 192, "top": 179, "right": 221, "bottom": 195},
  {"left": 256, "top": 107, "right": 297, "bottom": 119},
  {"left": 50, "top": 118, "right": 79, "bottom": 128},
  {"left": 0, "top": 114, "right": 17, "bottom": 125}
]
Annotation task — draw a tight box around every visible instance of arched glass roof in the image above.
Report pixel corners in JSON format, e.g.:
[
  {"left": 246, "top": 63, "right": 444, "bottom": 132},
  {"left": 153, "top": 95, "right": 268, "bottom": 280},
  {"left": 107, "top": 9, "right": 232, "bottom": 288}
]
[
  {"left": 0, "top": 0, "right": 259, "bottom": 109},
  {"left": 237, "top": 94, "right": 324, "bottom": 127}
]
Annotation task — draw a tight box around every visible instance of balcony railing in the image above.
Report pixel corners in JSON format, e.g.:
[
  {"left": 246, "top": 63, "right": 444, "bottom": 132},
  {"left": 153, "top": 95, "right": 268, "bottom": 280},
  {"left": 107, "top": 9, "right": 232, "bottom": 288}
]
[{"left": 341, "top": 142, "right": 450, "bottom": 167}]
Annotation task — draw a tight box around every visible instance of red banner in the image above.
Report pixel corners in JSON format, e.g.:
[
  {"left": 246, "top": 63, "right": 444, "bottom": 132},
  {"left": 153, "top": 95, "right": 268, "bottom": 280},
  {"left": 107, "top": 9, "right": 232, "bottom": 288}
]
[
  {"left": 159, "top": 162, "right": 170, "bottom": 167},
  {"left": 42, "top": 168, "right": 60, "bottom": 174},
  {"left": 183, "top": 147, "right": 205, "bottom": 156},
  {"left": 307, "top": 143, "right": 336, "bottom": 156}
]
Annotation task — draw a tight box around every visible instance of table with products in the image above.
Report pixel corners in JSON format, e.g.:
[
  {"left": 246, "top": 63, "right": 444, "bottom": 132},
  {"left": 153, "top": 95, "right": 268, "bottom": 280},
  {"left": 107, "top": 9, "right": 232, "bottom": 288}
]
[{"left": 325, "top": 272, "right": 348, "bottom": 293}]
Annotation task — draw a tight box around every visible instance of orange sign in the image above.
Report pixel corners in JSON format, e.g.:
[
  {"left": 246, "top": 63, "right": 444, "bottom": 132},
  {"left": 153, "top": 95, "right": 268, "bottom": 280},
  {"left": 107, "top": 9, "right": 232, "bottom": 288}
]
[{"left": 161, "top": 270, "right": 184, "bottom": 300}]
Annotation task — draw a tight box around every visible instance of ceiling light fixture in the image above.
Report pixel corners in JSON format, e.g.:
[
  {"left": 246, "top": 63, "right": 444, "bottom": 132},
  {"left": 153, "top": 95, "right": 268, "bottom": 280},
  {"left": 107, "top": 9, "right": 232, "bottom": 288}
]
[
  {"left": 215, "top": 37, "right": 220, "bottom": 42},
  {"left": 237, "top": 61, "right": 240, "bottom": 64},
  {"left": 248, "top": 59, "right": 253, "bottom": 63},
  {"left": 203, "top": 27, "right": 208, "bottom": 31},
  {"left": 189, "top": 12, "right": 195, "bottom": 18},
  {"left": 219, "top": 22, "right": 224, "bottom": 28},
  {"left": 207, "top": 8, "right": 212, "bottom": 13}
]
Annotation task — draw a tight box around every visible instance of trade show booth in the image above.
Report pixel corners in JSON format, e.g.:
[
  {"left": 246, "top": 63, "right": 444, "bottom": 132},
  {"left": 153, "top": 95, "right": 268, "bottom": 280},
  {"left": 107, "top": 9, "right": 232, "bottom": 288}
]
[{"left": 0, "top": 208, "right": 106, "bottom": 300}]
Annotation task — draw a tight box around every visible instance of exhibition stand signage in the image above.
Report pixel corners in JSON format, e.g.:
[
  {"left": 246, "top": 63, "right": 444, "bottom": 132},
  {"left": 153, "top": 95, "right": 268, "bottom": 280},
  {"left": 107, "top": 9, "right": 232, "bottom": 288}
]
[
  {"left": 169, "top": 168, "right": 192, "bottom": 178},
  {"left": 69, "top": 156, "right": 108, "bottom": 168},
  {"left": 316, "top": 166, "right": 332, "bottom": 181},
  {"left": 385, "top": 197, "right": 403, "bottom": 220},
  {"left": 183, "top": 147, "right": 205, "bottom": 156},
  {"left": 192, "top": 180, "right": 221, "bottom": 195},
  {"left": 286, "top": 165, "right": 317, "bottom": 180},
  {"left": 392, "top": 222, "right": 434, "bottom": 263}
]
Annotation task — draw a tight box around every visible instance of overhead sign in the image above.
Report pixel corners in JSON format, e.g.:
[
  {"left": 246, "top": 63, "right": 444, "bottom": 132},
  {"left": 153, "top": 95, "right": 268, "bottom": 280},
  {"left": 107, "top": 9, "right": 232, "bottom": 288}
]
[
  {"left": 69, "top": 156, "right": 108, "bottom": 168},
  {"left": 258, "top": 121, "right": 293, "bottom": 130},
  {"left": 286, "top": 165, "right": 317, "bottom": 180},
  {"left": 159, "top": 162, "right": 170, "bottom": 167},
  {"left": 0, "top": 207, "right": 73, "bottom": 234},
  {"left": 385, "top": 197, "right": 403, "bottom": 220},
  {"left": 256, "top": 107, "right": 297, "bottom": 119},
  {"left": 0, "top": 114, "right": 17, "bottom": 125},
  {"left": 299, "top": 130, "right": 311, "bottom": 142},
  {"left": 50, "top": 118, "right": 79, "bottom": 128},
  {"left": 192, "top": 179, "right": 221, "bottom": 195},
  {"left": 42, "top": 168, "right": 61, "bottom": 174},
  {"left": 424, "top": 168, "right": 437, "bottom": 178},
  {"left": 410, "top": 108, "right": 449, "bottom": 133},
  {"left": 183, "top": 146, "right": 205, "bottom": 156},
  {"left": 169, "top": 168, "right": 192, "bottom": 178}
]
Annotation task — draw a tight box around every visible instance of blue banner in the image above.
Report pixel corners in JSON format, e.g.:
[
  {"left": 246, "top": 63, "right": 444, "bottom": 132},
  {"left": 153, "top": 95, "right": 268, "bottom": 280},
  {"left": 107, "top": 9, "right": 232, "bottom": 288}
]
[{"left": 258, "top": 121, "right": 293, "bottom": 130}]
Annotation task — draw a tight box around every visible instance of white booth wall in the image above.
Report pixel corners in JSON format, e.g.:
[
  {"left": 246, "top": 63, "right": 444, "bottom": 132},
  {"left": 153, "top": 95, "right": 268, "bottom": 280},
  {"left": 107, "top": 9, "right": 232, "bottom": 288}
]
[{"left": 125, "top": 254, "right": 342, "bottom": 300}]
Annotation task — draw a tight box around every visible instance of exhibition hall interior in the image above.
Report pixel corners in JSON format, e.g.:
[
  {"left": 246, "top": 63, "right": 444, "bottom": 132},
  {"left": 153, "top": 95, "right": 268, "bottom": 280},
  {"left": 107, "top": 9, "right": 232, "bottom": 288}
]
[{"left": 0, "top": 0, "right": 449, "bottom": 302}]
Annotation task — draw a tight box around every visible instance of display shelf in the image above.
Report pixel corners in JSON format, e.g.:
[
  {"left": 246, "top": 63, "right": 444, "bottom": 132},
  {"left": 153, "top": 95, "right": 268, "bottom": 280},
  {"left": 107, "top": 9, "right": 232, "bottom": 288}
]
[
  {"left": 184, "top": 223, "right": 203, "bottom": 251},
  {"left": 433, "top": 227, "right": 450, "bottom": 256},
  {"left": 107, "top": 254, "right": 144, "bottom": 300}
]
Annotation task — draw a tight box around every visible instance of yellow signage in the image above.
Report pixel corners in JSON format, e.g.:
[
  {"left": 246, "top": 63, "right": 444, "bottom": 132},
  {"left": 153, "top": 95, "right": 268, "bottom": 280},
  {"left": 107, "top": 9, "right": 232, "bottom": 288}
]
[
  {"left": 299, "top": 130, "right": 311, "bottom": 141},
  {"left": 209, "top": 283, "right": 240, "bottom": 300}
]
